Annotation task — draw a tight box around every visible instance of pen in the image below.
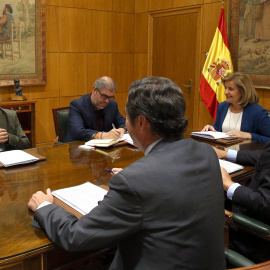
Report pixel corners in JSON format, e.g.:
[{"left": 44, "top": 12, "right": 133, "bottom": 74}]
[
  {"left": 112, "top": 123, "right": 116, "bottom": 129},
  {"left": 106, "top": 168, "right": 115, "bottom": 174}
]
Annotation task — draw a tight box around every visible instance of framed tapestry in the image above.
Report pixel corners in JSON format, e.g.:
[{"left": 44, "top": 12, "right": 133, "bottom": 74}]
[
  {"left": 230, "top": 0, "right": 270, "bottom": 88},
  {"left": 0, "top": 0, "right": 46, "bottom": 86}
]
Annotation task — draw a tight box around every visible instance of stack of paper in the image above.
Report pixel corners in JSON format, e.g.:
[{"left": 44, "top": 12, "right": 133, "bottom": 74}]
[
  {"left": 219, "top": 159, "right": 244, "bottom": 174},
  {"left": 0, "top": 150, "right": 39, "bottom": 167},
  {"left": 192, "top": 131, "right": 233, "bottom": 140},
  {"left": 52, "top": 182, "right": 108, "bottom": 215}
]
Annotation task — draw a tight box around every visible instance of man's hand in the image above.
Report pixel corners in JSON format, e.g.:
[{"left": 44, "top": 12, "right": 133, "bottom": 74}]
[
  {"left": 103, "top": 128, "right": 125, "bottom": 139},
  {"left": 201, "top": 125, "right": 216, "bottom": 132},
  {"left": 212, "top": 146, "right": 227, "bottom": 159},
  {"left": 111, "top": 168, "right": 123, "bottom": 174},
  {"left": 28, "top": 188, "right": 53, "bottom": 212},
  {"left": 0, "top": 128, "right": 9, "bottom": 143},
  {"left": 220, "top": 167, "right": 234, "bottom": 191}
]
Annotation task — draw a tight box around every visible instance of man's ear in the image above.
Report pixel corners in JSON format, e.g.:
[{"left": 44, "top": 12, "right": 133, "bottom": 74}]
[
  {"left": 137, "top": 115, "right": 150, "bottom": 132},
  {"left": 92, "top": 86, "right": 97, "bottom": 94}
]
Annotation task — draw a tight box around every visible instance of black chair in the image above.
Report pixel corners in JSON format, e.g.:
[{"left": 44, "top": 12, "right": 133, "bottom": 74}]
[{"left": 52, "top": 107, "right": 69, "bottom": 144}]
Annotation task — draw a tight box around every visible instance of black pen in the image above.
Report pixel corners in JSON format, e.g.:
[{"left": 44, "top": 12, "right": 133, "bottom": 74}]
[{"left": 106, "top": 169, "right": 115, "bottom": 174}]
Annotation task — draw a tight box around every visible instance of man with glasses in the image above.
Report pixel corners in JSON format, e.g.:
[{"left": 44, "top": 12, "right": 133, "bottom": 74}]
[{"left": 64, "top": 76, "right": 126, "bottom": 142}]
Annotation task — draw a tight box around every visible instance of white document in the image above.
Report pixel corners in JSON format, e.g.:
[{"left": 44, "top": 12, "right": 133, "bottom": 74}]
[
  {"left": 192, "top": 131, "right": 232, "bottom": 140},
  {"left": 52, "top": 182, "right": 108, "bottom": 215},
  {"left": 121, "top": 133, "right": 135, "bottom": 146},
  {"left": 0, "top": 150, "right": 39, "bottom": 167},
  {"left": 219, "top": 159, "right": 244, "bottom": 174}
]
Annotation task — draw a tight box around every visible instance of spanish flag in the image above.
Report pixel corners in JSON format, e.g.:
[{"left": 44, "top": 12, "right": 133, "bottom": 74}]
[{"left": 199, "top": 8, "right": 233, "bottom": 120}]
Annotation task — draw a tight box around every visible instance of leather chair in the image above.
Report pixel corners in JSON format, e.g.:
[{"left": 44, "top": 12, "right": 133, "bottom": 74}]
[
  {"left": 225, "top": 248, "right": 255, "bottom": 268},
  {"left": 225, "top": 210, "right": 270, "bottom": 241},
  {"left": 52, "top": 107, "right": 69, "bottom": 144},
  {"left": 225, "top": 210, "right": 270, "bottom": 270}
]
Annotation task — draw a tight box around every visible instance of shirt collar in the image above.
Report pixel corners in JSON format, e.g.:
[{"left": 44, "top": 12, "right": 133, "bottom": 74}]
[{"left": 144, "top": 139, "right": 162, "bottom": 156}]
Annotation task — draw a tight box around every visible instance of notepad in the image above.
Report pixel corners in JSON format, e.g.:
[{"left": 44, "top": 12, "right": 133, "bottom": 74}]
[
  {"left": 85, "top": 139, "right": 122, "bottom": 147},
  {"left": 191, "top": 131, "right": 234, "bottom": 140},
  {"left": 0, "top": 150, "right": 39, "bottom": 167},
  {"left": 219, "top": 159, "right": 244, "bottom": 174},
  {"left": 85, "top": 133, "right": 135, "bottom": 148},
  {"left": 52, "top": 182, "right": 108, "bottom": 215}
]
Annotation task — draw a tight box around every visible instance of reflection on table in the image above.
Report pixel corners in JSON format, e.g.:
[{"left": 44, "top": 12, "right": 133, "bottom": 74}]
[{"left": 0, "top": 138, "right": 260, "bottom": 269}]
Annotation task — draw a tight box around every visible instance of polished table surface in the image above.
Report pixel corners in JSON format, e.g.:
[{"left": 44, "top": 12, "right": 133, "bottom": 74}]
[
  {"left": 0, "top": 141, "right": 143, "bottom": 265},
  {"left": 0, "top": 138, "right": 261, "bottom": 266}
]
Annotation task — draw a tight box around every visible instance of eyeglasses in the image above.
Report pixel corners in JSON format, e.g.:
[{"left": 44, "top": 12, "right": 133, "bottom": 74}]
[{"left": 96, "top": 88, "right": 115, "bottom": 101}]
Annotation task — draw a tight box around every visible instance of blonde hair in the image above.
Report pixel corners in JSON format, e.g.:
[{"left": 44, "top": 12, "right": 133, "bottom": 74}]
[{"left": 222, "top": 72, "right": 259, "bottom": 107}]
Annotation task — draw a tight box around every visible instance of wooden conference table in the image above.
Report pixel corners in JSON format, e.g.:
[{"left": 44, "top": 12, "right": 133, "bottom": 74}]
[{"left": 0, "top": 139, "right": 260, "bottom": 269}]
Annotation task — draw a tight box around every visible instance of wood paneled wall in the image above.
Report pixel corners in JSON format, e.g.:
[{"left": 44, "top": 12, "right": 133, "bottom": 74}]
[
  {"left": 0, "top": 0, "right": 135, "bottom": 146},
  {"left": 0, "top": 0, "right": 269, "bottom": 146}
]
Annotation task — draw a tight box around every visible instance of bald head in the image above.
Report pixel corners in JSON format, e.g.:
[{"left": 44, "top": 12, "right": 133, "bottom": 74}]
[{"left": 93, "top": 76, "right": 116, "bottom": 93}]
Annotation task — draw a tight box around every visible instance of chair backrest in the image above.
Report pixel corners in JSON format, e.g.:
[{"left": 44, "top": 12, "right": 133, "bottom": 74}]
[
  {"left": 6, "top": 22, "right": 19, "bottom": 41},
  {"left": 52, "top": 107, "right": 69, "bottom": 143}
]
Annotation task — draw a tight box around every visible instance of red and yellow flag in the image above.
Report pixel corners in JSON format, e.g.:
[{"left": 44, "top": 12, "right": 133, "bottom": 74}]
[{"left": 199, "top": 8, "right": 233, "bottom": 120}]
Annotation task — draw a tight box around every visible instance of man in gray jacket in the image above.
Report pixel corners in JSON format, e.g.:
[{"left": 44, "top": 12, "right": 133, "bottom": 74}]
[{"left": 28, "top": 77, "right": 225, "bottom": 270}]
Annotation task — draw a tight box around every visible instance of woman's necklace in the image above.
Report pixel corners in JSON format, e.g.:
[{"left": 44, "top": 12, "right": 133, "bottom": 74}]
[{"left": 229, "top": 108, "right": 242, "bottom": 131}]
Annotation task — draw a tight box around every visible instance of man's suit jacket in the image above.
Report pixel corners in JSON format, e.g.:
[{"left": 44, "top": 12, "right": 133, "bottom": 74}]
[
  {"left": 213, "top": 101, "right": 270, "bottom": 144},
  {"left": 234, "top": 141, "right": 270, "bottom": 222},
  {"left": 229, "top": 141, "right": 270, "bottom": 263},
  {"left": 64, "top": 94, "right": 126, "bottom": 142},
  {"left": 35, "top": 139, "right": 225, "bottom": 270},
  {"left": 0, "top": 108, "right": 29, "bottom": 151}
]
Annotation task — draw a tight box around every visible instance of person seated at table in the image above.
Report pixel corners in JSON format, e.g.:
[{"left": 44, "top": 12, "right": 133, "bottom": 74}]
[
  {"left": 215, "top": 143, "right": 270, "bottom": 263},
  {"left": 0, "top": 105, "right": 30, "bottom": 151},
  {"left": 202, "top": 72, "right": 270, "bottom": 144},
  {"left": 28, "top": 76, "right": 225, "bottom": 270},
  {"left": 64, "top": 76, "right": 126, "bottom": 143}
]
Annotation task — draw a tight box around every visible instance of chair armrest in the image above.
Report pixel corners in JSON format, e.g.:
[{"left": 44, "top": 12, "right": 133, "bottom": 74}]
[
  {"left": 231, "top": 213, "right": 270, "bottom": 237},
  {"left": 225, "top": 248, "right": 255, "bottom": 267}
]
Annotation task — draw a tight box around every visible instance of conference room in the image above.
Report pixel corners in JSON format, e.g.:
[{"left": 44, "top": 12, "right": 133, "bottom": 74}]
[{"left": 0, "top": 0, "right": 270, "bottom": 269}]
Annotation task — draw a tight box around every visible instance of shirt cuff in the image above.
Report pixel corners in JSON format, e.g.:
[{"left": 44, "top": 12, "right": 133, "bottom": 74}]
[
  {"left": 37, "top": 201, "right": 52, "bottom": 210},
  {"left": 227, "top": 149, "right": 238, "bottom": 162},
  {"left": 227, "top": 183, "right": 241, "bottom": 200}
]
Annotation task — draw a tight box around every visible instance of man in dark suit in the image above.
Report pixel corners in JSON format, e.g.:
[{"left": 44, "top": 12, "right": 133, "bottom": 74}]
[
  {"left": 0, "top": 107, "right": 29, "bottom": 151},
  {"left": 64, "top": 76, "right": 126, "bottom": 142},
  {"left": 215, "top": 143, "right": 270, "bottom": 263},
  {"left": 28, "top": 77, "right": 225, "bottom": 270}
]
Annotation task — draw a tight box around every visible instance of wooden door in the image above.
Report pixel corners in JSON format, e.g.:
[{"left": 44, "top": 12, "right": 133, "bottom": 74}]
[{"left": 150, "top": 9, "right": 200, "bottom": 128}]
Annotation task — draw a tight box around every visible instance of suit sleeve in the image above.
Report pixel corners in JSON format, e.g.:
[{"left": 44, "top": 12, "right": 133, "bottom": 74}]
[
  {"left": 7, "top": 112, "right": 30, "bottom": 150},
  {"left": 68, "top": 101, "right": 97, "bottom": 141},
  {"left": 34, "top": 174, "right": 143, "bottom": 252},
  {"left": 236, "top": 150, "right": 262, "bottom": 166},
  {"left": 233, "top": 145, "right": 270, "bottom": 221}
]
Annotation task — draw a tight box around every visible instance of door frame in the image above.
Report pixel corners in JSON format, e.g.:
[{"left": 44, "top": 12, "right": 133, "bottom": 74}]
[{"left": 148, "top": 6, "right": 203, "bottom": 129}]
